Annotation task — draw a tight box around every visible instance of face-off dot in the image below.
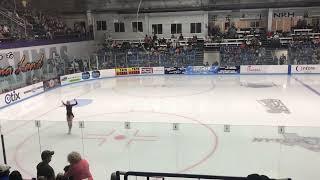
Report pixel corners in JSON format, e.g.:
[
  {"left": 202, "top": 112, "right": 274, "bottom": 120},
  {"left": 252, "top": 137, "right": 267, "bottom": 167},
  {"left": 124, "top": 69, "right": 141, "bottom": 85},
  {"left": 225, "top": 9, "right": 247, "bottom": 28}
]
[{"left": 114, "top": 135, "right": 126, "bottom": 140}]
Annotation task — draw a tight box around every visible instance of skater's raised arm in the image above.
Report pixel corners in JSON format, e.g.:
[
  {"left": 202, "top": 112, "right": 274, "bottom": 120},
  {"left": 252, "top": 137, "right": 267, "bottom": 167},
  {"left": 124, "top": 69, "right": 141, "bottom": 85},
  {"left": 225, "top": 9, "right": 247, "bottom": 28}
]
[
  {"left": 72, "top": 99, "right": 78, "bottom": 106},
  {"left": 62, "top": 101, "right": 66, "bottom": 106}
]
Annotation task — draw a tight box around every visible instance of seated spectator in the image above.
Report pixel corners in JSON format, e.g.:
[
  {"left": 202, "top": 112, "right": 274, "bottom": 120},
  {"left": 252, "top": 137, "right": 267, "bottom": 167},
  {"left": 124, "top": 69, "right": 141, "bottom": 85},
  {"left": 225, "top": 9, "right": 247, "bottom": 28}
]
[
  {"left": 0, "top": 164, "right": 10, "bottom": 180},
  {"left": 64, "top": 151, "right": 93, "bottom": 180},
  {"left": 63, "top": 165, "right": 73, "bottom": 180},
  {"left": 192, "top": 35, "right": 197, "bottom": 43},
  {"left": 178, "top": 33, "right": 184, "bottom": 41},
  {"left": 8, "top": 171, "right": 22, "bottom": 180},
  {"left": 160, "top": 37, "right": 166, "bottom": 44},
  {"left": 3, "top": 25, "right": 9, "bottom": 34},
  {"left": 37, "top": 150, "right": 55, "bottom": 180},
  {"left": 152, "top": 34, "right": 157, "bottom": 42},
  {"left": 56, "top": 173, "right": 67, "bottom": 180}
]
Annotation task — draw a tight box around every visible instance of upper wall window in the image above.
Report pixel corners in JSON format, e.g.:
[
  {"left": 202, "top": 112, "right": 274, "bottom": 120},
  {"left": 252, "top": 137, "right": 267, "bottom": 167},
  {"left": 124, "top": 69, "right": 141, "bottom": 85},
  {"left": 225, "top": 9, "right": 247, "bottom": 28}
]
[
  {"left": 171, "top": 24, "right": 182, "bottom": 34},
  {"left": 132, "top": 22, "right": 143, "bottom": 32},
  {"left": 96, "top": 21, "right": 107, "bottom": 31},
  {"left": 250, "top": 21, "right": 260, "bottom": 28},
  {"left": 191, "top": 23, "right": 201, "bottom": 33},
  {"left": 152, "top": 24, "right": 163, "bottom": 34},
  {"left": 114, "top": 22, "right": 125, "bottom": 32}
]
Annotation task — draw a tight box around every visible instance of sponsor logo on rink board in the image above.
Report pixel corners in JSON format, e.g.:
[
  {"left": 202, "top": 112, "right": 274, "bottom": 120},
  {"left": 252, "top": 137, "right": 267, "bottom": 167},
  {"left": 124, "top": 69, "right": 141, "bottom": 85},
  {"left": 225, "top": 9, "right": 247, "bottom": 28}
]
[
  {"left": 164, "top": 67, "right": 186, "bottom": 74},
  {"left": 60, "top": 73, "right": 82, "bottom": 85},
  {"left": 0, "top": 82, "right": 44, "bottom": 108},
  {"left": 240, "top": 65, "right": 288, "bottom": 74},
  {"left": 140, "top": 67, "right": 153, "bottom": 74},
  {"left": 43, "top": 77, "right": 61, "bottom": 91},
  {"left": 152, "top": 67, "right": 165, "bottom": 74},
  {"left": 116, "top": 68, "right": 140, "bottom": 76},
  {"left": 291, "top": 65, "right": 320, "bottom": 74}
]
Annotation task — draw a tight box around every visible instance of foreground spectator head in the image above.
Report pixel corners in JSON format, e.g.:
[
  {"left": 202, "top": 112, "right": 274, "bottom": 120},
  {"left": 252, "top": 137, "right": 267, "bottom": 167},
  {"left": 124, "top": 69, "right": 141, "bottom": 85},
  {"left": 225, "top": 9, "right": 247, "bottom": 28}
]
[
  {"left": 247, "top": 174, "right": 270, "bottom": 180},
  {"left": 65, "top": 151, "right": 93, "bottom": 180},
  {"left": 0, "top": 164, "right": 10, "bottom": 178},
  {"left": 9, "top": 170, "right": 22, "bottom": 180},
  {"left": 67, "top": 151, "right": 82, "bottom": 164},
  {"left": 41, "top": 150, "right": 54, "bottom": 162}
]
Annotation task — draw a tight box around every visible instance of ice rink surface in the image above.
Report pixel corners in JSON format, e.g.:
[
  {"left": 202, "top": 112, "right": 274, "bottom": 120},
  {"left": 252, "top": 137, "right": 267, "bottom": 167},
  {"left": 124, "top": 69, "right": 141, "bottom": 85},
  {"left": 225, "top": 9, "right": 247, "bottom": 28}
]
[{"left": 0, "top": 75, "right": 320, "bottom": 180}]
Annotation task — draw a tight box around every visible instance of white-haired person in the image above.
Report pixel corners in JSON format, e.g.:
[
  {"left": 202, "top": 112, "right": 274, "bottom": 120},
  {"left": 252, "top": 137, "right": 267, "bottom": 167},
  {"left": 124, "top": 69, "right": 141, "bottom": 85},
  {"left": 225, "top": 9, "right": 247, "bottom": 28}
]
[
  {"left": 61, "top": 99, "right": 78, "bottom": 134},
  {"left": 64, "top": 152, "right": 93, "bottom": 180}
]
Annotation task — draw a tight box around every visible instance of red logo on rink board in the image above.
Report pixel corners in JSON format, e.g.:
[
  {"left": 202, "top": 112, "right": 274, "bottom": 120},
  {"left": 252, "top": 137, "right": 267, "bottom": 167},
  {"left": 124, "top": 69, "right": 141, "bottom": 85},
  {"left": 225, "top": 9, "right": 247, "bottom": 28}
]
[
  {"left": 141, "top": 67, "right": 153, "bottom": 74},
  {"left": 247, "top": 65, "right": 262, "bottom": 72}
]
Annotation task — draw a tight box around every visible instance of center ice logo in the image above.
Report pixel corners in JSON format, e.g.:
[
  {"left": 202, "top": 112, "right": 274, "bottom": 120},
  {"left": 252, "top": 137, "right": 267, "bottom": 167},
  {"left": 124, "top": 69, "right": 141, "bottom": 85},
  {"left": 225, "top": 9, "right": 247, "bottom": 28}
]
[{"left": 258, "top": 99, "right": 290, "bottom": 114}]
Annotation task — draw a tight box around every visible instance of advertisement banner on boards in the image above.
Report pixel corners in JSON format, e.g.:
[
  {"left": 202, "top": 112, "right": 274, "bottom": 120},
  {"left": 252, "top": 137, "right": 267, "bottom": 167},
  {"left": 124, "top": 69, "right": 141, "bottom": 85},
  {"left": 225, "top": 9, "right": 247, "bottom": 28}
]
[
  {"left": 164, "top": 67, "right": 186, "bottom": 74},
  {"left": 185, "top": 66, "right": 218, "bottom": 75},
  {"left": 140, "top": 67, "right": 153, "bottom": 74},
  {"left": 152, "top": 67, "right": 165, "bottom": 75},
  {"left": 240, "top": 65, "right": 288, "bottom": 74},
  {"left": 218, "top": 66, "right": 240, "bottom": 74},
  {"left": 43, "top": 77, "right": 61, "bottom": 91},
  {"left": 81, "top": 70, "right": 101, "bottom": 80},
  {"left": 116, "top": 68, "right": 128, "bottom": 76},
  {"left": 60, "top": 70, "right": 102, "bottom": 85},
  {"left": 116, "top": 68, "right": 140, "bottom": 76},
  {"left": 291, "top": 65, "right": 320, "bottom": 74},
  {"left": 0, "top": 82, "right": 44, "bottom": 108},
  {"left": 60, "top": 73, "right": 82, "bottom": 85},
  {"left": 128, "top": 67, "right": 140, "bottom": 75},
  {"left": 100, "top": 69, "right": 116, "bottom": 78}
]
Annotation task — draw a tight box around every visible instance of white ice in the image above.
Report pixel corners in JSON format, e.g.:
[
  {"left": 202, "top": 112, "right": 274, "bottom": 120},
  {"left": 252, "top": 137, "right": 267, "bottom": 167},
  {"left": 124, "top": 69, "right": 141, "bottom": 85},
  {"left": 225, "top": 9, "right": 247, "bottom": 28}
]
[{"left": 0, "top": 75, "right": 320, "bottom": 180}]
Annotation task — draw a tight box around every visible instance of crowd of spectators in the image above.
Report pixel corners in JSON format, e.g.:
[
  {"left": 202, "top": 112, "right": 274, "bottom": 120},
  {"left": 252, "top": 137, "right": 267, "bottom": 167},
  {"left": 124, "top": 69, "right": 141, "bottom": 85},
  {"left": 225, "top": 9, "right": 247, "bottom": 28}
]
[
  {"left": 0, "top": 1, "right": 89, "bottom": 42},
  {"left": 206, "top": 19, "right": 320, "bottom": 66},
  {"left": 289, "top": 41, "right": 320, "bottom": 65},
  {"left": 16, "top": 3, "right": 87, "bottom": 40},
  {"left": 99, "top": 33, "right": 202, "bottom": 68},
  {"left": 220, "top": 45, "right": 267, "bottom": 66}
]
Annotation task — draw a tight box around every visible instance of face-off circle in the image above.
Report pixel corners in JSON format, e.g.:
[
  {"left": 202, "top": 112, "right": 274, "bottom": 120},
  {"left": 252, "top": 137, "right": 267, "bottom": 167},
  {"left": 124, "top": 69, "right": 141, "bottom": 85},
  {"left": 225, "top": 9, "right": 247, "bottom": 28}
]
[{"left": 13, "top": 111, "right": 218, "bottom": 178}]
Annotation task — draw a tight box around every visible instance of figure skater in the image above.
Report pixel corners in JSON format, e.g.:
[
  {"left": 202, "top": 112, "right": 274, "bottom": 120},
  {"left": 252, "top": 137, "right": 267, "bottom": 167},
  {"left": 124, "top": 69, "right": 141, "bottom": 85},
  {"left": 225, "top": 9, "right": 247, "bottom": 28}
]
[{"left": 62, "top": 99, "right": 78, "bottom": 134}]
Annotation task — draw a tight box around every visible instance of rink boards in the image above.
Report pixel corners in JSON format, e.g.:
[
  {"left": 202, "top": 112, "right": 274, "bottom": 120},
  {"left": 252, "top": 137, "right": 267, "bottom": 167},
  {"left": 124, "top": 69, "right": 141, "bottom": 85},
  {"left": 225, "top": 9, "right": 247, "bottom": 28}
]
[{"left": 1, "top": 64, "right": 320, "bottom": 109}]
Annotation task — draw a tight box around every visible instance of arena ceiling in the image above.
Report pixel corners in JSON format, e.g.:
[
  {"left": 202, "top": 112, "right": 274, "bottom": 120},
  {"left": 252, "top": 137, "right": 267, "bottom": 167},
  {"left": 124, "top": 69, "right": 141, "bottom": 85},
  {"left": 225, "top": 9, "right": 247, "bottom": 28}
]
[{"left": 31, "top": 0, "right": 320, "bottom": 13}]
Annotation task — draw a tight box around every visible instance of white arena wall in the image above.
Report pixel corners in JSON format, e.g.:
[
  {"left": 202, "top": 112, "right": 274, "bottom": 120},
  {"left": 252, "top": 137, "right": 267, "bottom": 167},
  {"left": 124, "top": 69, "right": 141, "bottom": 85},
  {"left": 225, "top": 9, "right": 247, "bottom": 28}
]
[{"left": 93, "top": 11, "right": 208, "bottom": 41}]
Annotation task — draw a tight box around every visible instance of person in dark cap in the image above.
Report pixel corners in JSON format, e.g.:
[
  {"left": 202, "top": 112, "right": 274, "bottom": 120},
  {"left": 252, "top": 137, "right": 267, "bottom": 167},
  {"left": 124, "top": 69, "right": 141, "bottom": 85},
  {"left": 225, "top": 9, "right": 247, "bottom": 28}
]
[{"left": 36, "top": 150, "right": 55, "bottom": 180}]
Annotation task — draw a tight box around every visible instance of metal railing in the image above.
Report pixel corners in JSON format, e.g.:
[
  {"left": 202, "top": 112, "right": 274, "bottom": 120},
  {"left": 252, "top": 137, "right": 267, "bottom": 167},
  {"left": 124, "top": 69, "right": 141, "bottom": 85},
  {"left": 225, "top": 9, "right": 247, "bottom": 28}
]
[{"left": 112, "top": 171, "right": 292, "bottom": 180}]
